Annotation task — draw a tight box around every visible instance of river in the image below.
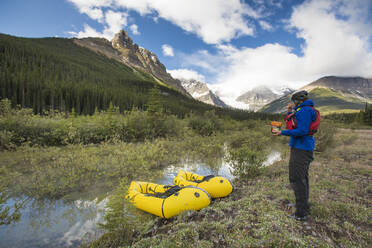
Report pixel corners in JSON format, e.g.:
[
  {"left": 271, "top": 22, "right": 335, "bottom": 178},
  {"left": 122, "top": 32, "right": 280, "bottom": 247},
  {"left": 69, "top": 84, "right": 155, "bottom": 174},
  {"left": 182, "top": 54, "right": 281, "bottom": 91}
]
[{"left": 0, "top": 150, "right": 281, "bottom": 248}]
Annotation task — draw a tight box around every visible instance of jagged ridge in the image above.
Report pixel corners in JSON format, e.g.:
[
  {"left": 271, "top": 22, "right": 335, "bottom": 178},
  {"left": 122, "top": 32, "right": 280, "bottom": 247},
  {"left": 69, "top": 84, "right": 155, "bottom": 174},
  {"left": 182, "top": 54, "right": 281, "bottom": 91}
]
[
  {"left": 74, "top": 30, "right": 188, "bottom": 95},
  {"left": 179, "top": 79, "right": 228, "bottom": 108}
]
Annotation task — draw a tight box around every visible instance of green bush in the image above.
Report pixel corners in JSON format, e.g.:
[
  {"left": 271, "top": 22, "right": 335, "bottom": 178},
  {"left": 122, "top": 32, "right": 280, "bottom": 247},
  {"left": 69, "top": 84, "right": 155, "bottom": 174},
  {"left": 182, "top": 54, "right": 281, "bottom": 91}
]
[
  {"left": 0, "top": 130, "right": 16, "bottom": 150},
  {"left": 0, "top": 99, "right": 12, "bottom": 116},
  {"left": 315, "top": 121, "right": 337, "bottom": 152},
  {"left": 0, "top": 107, "right": 186, "bottom": 147},
  {"left": 226, "top": 129, "right": 270, "bottom": 179},
  {"left": 228, "top": 130, "right": 269, "bottom": 150},
  {"left": 188, "top": 110, "right": 221, "bottom": 136},
  {"left": 227, "top": 146, "right": 267, "bottom": 179},
  {"left": 123, "top": 110, "right": 183, "bottom": 141}
]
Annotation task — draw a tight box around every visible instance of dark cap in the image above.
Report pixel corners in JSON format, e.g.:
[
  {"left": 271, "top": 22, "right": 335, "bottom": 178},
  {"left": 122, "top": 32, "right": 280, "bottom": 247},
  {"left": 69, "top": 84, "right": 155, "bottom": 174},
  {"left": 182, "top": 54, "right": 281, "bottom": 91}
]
[{"left": 291, "top": 90, "right": 308, "bottom": 102}]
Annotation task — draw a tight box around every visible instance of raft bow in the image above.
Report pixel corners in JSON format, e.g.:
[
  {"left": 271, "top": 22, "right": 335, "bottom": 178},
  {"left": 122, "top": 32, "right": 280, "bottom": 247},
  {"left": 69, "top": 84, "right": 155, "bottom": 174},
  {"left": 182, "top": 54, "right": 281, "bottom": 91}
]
[
  {"left": 173, "top": 170, "right": 233, "bottom": 198},
  {"left": 126, "top": 181, "right": 211, "bottom": 218}
]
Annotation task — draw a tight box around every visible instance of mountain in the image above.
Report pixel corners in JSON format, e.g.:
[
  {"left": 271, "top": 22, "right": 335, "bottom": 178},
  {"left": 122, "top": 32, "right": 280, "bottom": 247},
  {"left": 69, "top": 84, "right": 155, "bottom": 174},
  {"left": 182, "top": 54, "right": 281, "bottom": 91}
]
[
  {"left": 73, "top": 30, "right": 188, "bottom": 95},
  {"left": 260, "top": 76, "right": 372, "bottom": 113},
  {"left": 178, "top": 79, "right": 228, "bottom": 108},
  {"left": 236, "top": 86, "right": 294, "bottom": 111},
  {"left": 0, "top": 33, "right": 213, "bottom": 116},
  {"left": 302, "top": 76, "right": 372, "bottom": 99}
]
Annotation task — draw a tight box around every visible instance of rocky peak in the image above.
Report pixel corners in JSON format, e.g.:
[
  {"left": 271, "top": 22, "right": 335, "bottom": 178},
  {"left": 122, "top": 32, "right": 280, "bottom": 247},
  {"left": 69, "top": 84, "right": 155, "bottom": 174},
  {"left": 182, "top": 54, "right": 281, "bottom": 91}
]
[
  {"left": 181, "top": 79, "right": 209, "bottom": 92},
  {"left": 111, "top": 30, "right": 160, "bottom": 66},
  {"left": 302, "top": 76, "right": 372, "bottom": 100},
  {"left": 236, "top": 85, "right": 292, "bottom": 111},
  {"left": 178, "top": 78, "right": 227, "bottom": 107},
  {"left": 74, "top": 30, "right": 189, "bottom": 95},
  {"left": 303, "top": 76, "right": 372, "bottom": 91},
  {"left": 112, "top": 30, "right": 135, "bottom": 51},
  {"left": 139, "top": 47, "right": 161, "bottom": 65}
]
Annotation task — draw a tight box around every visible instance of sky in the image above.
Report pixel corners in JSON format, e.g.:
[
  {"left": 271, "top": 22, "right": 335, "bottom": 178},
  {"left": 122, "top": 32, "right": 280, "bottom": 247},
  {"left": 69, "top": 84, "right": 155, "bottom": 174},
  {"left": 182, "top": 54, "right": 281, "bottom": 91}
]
[{"left": 1, "top": 0, "right": 372, "bottom": 106}]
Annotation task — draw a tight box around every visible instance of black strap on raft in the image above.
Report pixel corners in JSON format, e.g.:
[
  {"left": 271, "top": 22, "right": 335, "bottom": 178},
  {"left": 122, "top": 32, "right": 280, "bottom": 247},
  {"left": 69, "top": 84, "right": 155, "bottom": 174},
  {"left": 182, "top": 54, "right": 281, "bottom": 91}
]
[
  {"left": 193, "top": 175, "right": 215, "bottom": 183},
  {"left": 146, "top": 185, "right": 182, "bottom": 199}
]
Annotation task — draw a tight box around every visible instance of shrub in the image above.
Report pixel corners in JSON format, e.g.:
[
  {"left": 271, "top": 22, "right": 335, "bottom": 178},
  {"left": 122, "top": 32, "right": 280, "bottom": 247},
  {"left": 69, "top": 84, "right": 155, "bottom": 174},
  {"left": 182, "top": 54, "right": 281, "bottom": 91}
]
[
  {"left": 0, "top": 99, "right": 12, "bottom": 116},
  {"left": 315, "top": 121, "right": 337, "bottom": 152},
  {"left": 188, "top": 111, "right": 221, "bottom": 136},
  {"left": 0, "top": 130, "right": 16, "bottom": 150},
  {"left": 0, "top": 106, "right": 187, "bottom": 147},
  {"left": 229, "top": 130, "right": 269, "bottom": 150},
  {"left": 227, "top": 146, "right": 268, "bottom": 179}
]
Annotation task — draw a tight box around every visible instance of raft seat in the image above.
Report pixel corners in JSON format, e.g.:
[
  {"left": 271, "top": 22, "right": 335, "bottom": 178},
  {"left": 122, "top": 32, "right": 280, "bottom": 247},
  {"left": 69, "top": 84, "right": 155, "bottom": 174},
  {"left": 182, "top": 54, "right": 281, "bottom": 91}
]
[{"left": 174, "top": 170, "right": 233, "bottom": 198}]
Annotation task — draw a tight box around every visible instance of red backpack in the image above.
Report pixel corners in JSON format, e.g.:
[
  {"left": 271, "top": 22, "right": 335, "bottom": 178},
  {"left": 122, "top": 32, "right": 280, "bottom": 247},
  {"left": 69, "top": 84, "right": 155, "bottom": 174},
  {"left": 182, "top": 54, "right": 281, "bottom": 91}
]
[{"left": 285, "top": 106, "right": 321, "bottom": 135}]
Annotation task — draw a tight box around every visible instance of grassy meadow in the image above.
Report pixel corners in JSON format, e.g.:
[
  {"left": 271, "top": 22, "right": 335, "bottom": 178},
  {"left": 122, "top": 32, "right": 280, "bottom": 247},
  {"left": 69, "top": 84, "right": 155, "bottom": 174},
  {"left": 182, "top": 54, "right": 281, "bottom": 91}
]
[
  {"left": 88, "top": 126, "right": 371, "bottom": 248},
  {"left": 0, "top": 99, "right": 371, "bottom": 247}
]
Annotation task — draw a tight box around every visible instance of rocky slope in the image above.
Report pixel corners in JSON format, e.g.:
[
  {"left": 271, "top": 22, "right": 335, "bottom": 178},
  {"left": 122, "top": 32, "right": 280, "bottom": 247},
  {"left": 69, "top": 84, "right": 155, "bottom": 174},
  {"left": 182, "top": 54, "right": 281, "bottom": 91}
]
[
  {"left": 180, "top": 79, "right": 228, "bottom": 107},
  {"left": 236, "top": 86, "right": 294, "bottom": 111},
  {"left": 260, "top": 76, "right": 372, "bottom": 113},
  {"left": 302, "top": 76, "right": 372, "bottom": 99},
  {"left": 73, "top": 30, "right": 188, "bottom": 95}
]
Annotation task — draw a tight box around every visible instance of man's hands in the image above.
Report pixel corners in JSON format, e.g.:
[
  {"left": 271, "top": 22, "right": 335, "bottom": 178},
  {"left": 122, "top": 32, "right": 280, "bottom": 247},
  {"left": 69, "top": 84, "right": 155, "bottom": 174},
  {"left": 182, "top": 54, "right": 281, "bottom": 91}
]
[{"left": 272, "top": 130, "right": 281, "bottom": 136}]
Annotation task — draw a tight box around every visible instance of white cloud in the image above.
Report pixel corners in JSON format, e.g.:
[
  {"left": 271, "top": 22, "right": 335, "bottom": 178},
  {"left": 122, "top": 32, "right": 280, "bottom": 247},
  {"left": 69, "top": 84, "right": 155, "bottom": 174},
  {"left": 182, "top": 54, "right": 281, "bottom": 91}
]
[
  {"left": 287, "top": 0, "right": 372, "bottom": 77},
  {"left": 67, "top": 9, "right": 128, "bottom": 40},
  {"left": 168, "top": 69, "right": 205, "bottom": 82},
  {"left": 104, "top": 10, "right": 128, "bottom": 37},
  {"left": 259, "top": 20, "right": 273, "bottom": 31},
  {"left": 68, "top": 0, "right": 261, "bottom": 44},
  {"left": 67, "top": 0, "right": 112, "bottom": 22},
  {"left": 181, "top": 49, "right": 226, "bottom": 73},
  {"left": 162, "top": 44, "right": 174, "bottom": 57},
  {"left": 68, "top": 24, "right": 103, "bottom": 38},
  {"left": 208, "top": 43, "right": 303, "bottom": 99},
  {"left": 183, "top": 0, "right": 372, "bottom": 106},
  {"left": 129, "top": 24, "right": 140, "bottom": 35}
]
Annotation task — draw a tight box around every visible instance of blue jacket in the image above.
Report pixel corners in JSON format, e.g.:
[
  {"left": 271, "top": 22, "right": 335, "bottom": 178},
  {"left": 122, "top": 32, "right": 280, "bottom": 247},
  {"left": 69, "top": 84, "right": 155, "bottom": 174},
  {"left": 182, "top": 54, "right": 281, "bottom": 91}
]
[{"left": 281, "top": 99, "right": 316, "bottom": 151}]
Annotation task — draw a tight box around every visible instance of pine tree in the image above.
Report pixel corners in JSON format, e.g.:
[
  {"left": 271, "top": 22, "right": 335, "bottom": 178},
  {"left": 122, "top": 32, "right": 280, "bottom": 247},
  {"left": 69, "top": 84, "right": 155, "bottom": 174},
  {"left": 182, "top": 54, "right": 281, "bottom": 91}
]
[{"left": 147, "top": 86, "right": 164, "bottom": 114}]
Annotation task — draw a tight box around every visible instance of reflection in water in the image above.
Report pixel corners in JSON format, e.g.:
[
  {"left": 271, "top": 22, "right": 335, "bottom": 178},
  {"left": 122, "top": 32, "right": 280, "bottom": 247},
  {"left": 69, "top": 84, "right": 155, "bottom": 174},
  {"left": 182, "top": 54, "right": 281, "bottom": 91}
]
[
  {"left": 263, "top": 150, "right": 282, "bottom": 167},
  {"left": 159, "top": 150, "right": 281, "bottom": 185},
  {"left": 0, "top": 197, "right": 107, "bottom": 248},
  {"left": 159, "top": 161, "right": 234, "bottom": 185},
  {"left": 0, "top": 150, "right": 281, "bottom": 248},
  {"left": 60, "top": 198, "right": 107, "bottom": 247}
]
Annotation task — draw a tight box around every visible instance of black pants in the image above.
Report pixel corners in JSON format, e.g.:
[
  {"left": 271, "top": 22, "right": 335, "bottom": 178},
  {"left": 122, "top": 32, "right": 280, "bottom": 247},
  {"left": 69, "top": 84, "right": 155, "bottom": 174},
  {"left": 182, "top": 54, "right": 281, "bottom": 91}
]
[{"left": 289, "top": 148, "right": 314, "bottom": 217}]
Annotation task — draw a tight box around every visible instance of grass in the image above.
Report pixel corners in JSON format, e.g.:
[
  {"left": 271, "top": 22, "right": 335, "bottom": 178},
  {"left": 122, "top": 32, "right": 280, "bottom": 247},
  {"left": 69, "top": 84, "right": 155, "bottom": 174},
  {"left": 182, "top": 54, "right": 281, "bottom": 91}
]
[
  {"left": 1, "top": 110, "right": 370, "bottom": 247},
  {"left": 0, "top": 132, "right": 231, "bottom": 200},
  {"left": 89, "top": 128, "right": 371, "bottom": 247},
  {"left": 320, "top": 109, "right": 361, "bottom": 115}
]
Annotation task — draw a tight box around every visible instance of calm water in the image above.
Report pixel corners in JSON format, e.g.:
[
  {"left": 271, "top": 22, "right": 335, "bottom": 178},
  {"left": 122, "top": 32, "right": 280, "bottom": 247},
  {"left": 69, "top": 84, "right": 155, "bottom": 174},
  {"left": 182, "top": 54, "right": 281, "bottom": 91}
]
[
  {"left": 0, "top": 197, "right": 107, "bottom": 248},
  {"left": 0, "top": 151, "right": 281, "bottom": 248}
]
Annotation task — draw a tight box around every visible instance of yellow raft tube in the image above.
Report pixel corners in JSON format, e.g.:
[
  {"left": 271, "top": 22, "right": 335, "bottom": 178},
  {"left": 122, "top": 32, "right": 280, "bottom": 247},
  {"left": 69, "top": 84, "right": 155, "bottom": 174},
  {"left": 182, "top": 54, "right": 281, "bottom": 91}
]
[
  {"left": 174, "top": 170, "right": 233, "bottom": 198},
  {"left": 126, "top": 181, "right": 211, "bottom": 218}
]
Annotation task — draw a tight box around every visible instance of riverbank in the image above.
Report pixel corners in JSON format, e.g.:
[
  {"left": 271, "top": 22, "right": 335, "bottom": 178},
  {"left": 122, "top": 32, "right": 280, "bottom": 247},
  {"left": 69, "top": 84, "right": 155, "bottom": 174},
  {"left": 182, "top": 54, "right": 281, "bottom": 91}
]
[
  {"left": 1, "top": 113, "right": 370, "bottom": 247},
  {"left": 0, "top": 117, "right": 280, "bottom": 247},
  {"left": 88, "top": 128, "right": 371, "bottom": 247}
]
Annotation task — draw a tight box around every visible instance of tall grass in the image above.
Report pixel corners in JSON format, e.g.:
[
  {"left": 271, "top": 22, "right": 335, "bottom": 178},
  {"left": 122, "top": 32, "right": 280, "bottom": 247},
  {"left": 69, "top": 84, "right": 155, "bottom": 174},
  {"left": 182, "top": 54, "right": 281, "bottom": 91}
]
[
  {"left": 315, "top": 120, "right": 337, "bottom": 152},
  {"left": 0, "top": 99, "right": 236, "bottom": 149}
]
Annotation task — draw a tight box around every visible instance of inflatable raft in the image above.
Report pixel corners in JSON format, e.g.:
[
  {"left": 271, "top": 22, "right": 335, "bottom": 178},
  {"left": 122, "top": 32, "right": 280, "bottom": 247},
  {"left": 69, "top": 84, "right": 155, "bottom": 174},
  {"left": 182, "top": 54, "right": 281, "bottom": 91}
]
[
  {"left": 174, "top": 170, "right": 233, "bottom": 198},
  {"left": 126, "top": 181, "right": 211, "bottom": 218}
]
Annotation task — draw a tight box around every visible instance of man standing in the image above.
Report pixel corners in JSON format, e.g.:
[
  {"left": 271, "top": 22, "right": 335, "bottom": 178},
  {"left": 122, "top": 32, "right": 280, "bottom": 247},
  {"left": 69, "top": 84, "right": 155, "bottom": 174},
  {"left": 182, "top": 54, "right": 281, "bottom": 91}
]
[{"left": 273, "top": 90, "right": 317, "bottom": 221}]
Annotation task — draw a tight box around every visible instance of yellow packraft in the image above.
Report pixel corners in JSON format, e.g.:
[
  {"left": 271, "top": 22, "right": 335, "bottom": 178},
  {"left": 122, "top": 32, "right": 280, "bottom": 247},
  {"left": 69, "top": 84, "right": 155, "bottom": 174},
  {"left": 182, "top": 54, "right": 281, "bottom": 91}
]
[
  {"left": 173, "top": 170, "right": 233, "bottom": 198},
  {"left": 126, "top": 181, "right": 211, "bottom": 218}
]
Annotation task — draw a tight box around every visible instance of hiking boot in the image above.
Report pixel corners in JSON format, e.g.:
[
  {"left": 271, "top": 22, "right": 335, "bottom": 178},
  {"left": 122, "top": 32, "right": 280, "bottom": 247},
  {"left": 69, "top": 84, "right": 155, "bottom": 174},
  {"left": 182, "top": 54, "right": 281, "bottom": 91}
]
[
  {"left": 288, "top": 213, "right": 307, "bottom": 221},
  {"left": 286, "top": 203, "right": 295, "bottom": 208}
]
